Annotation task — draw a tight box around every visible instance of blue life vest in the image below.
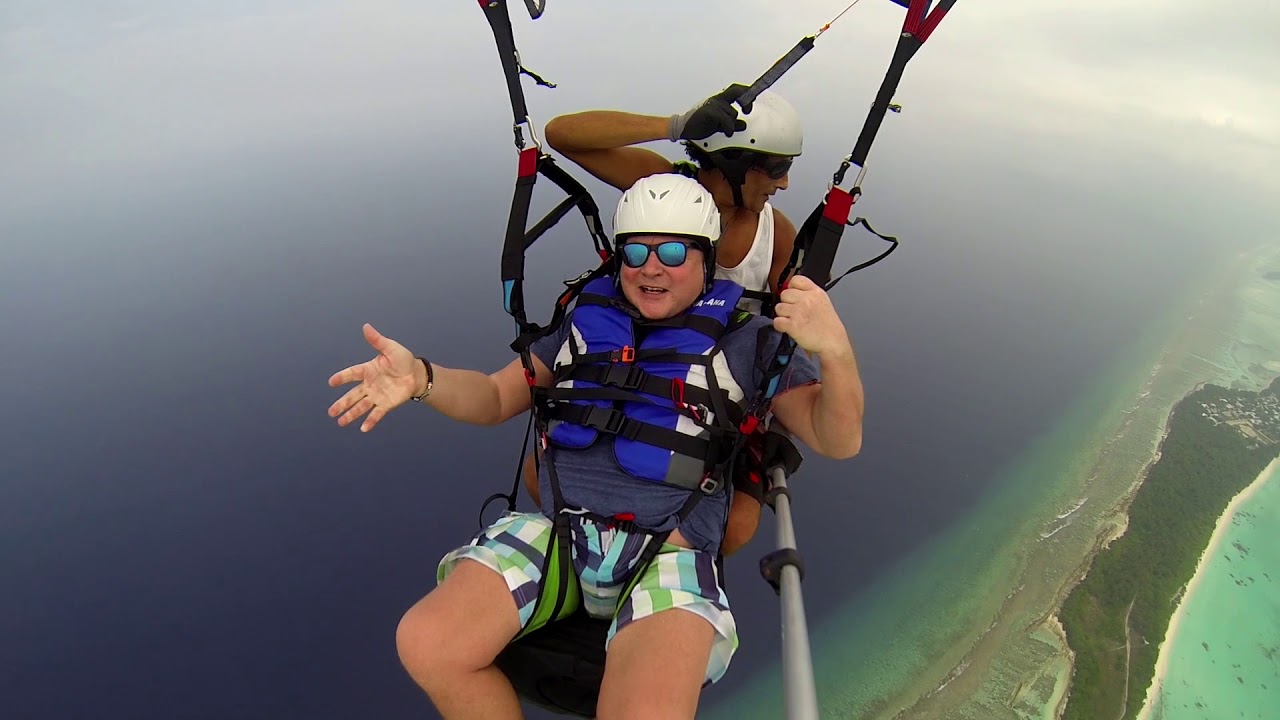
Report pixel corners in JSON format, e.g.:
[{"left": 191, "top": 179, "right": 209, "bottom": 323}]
[{"left": 541, "top": 276, "right": 750, "bottom": 490}]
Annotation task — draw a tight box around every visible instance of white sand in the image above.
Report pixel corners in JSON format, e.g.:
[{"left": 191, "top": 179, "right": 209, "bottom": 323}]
[{"left": 1133, "top": 456, "right": 1280, "bottom": 720}]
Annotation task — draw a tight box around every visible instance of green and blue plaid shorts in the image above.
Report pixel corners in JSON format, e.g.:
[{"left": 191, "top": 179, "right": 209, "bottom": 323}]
[{"left": 437, "top": 510, "right": 738, "bottom": 685}]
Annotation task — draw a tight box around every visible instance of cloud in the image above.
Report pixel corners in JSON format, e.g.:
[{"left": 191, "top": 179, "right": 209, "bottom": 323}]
[{"left": 2, "top": 0, "right": 1275, "bottom": 225}]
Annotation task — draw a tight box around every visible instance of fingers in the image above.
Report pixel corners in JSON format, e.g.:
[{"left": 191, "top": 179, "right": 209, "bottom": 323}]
[
  {"left": 361, "top": 405, "right": 388, "bottom": 433},
  {"left": 328, "top": 380, "right": 364, "bottom": 417},
  {"left": 327, "top": 363, "right": 366, "bottom": 388},
  {"left": 338, "top": 395, "right": 375, "bottom": 429},
  {"left": 787, "top": 275, "right": 818, "bottom": 291}
]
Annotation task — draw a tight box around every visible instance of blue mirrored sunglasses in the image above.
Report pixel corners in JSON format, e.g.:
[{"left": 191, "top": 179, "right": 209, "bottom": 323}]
[{"left": 619, "top": 240, "right": 699, "bottom": 268}]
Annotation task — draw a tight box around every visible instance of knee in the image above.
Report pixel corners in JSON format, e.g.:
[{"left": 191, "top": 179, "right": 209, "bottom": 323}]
[
  {"left": 394, "top": 562, "right": 523, "bottom": 689},
  {"left": 395, "top": 599, "right": 447, "bottom": 686}
]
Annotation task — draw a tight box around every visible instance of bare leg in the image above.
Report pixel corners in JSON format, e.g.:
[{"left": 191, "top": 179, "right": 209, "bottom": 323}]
[
  {"left": 596, "top": 608, "right": 715, "bottom": 720},
  {"left": 722, "top": 490, "right": 761, "bottom": 556},
  {"left": 521, "top": 451, "right": 541, "bottom": 505},
  {"left": 395, "top": 559, "right": 525, "bottom": 720}
]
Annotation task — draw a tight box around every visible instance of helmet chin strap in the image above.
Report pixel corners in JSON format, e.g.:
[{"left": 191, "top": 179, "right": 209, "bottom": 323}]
[{"left": 708, "top": 151, "right": 752, "bottom": 209}]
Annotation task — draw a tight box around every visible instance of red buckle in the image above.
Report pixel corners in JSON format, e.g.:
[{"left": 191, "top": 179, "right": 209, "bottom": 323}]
[
  {"left": 822, "top": 186, "right": 855, "bottom": 224},
  {"left": 523, "top": 367, "right": 536, "bottom": 387},
  {"left": 517, "top": 147, "right": 538, "bottom": 178},
  {"left": 612, "top": 346, "right": 635, "bottom": 363},
  {"left": 740, "top": 415, "right": 761, "bottom": 435}
]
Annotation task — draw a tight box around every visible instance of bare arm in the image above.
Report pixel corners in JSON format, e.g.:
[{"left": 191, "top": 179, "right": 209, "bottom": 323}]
[
  {"left": 769, "top": 345, "right": 863, "bottom": 459},
  {"left": 543, "top": 110, "right": 676, "bottom": 191},
  {"left": 417, "top": 355, "right": 551, "bottom": 427},
  {"left": 326, "top": 323, "right": 552, "bottom": 433},
  {"left": 765, "top": 275, "right": 864, "bottom": 459}
]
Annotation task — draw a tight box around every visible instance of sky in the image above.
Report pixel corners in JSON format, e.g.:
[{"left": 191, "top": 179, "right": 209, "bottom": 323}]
[{"left": 3, "top": 0, "right": 1277, "bottom": 236}]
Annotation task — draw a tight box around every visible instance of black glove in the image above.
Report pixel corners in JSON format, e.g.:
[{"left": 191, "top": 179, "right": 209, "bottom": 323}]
[{"left": 668, "top": 84, "right": 752, "bottom": 142}]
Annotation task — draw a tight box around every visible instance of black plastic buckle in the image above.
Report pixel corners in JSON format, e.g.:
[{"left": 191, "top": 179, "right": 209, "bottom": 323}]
[
  {"left": 603, "top": 363, "right": 644, "bottom": 390},
  {"left": 584, "top": 406, "right": 625, "bottom": 434}
]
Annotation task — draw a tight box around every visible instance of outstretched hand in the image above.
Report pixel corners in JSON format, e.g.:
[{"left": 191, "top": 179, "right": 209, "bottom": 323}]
[
  {"left": 669, "top": 83, "right": 751, "bottom": 142},
  {"left": 771, "top": 275, "right": 850, "bottom": 358},
  {"left": 327, "top": 323, "right": 421, "bottom": 432}
]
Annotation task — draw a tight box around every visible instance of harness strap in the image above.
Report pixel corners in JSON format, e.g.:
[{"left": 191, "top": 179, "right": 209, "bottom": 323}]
[{"left": 553, "top": 365, "right": 741, "bottom": 423}]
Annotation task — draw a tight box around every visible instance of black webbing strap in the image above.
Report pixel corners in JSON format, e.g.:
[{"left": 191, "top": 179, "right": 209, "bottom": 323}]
[
  {"left": 737, "top": 35, "right": 817, "bottom": 109},
  {"left": 478, "top": 1, "right": 613, "bottom": 386},
  {"left": 839, "top": 0, "right": 958, "bottom": 184},
  {"left": 500, "top": 154, "right": 612, "bottom": 344},
  {"left": 477, "top": 0, "right": 532, "bottom": 132},
  {"left": 539, "top": 405, "right": 727, "bottom": 481},
  {"left": 553, "top": 365, "right": 730, "bottom": 415}
]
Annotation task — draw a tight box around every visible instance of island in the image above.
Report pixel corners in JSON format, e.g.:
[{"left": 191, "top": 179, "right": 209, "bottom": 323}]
[{"left": 1057, "top": 376, "right": 1280, "bottom": 719}]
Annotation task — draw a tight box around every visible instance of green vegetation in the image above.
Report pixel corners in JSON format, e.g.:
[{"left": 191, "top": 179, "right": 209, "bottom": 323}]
[{"left": 1059, "top": 377, "right": 1280, "bottom": 720}]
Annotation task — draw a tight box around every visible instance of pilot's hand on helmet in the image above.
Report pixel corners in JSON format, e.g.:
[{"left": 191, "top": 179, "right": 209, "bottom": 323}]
[
  {"left": 772, "top": 275, "right": 851, "bottom": 357},
  {"left": 668, "top": 83, "right": 751, "bottom": 142},
  {"left": 327, "top": 323, "right": 423, "bottom": 432}
]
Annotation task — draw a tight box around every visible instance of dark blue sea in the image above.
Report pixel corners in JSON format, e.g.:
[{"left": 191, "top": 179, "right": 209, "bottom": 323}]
[{"left": 0, "top": 123, "right": 1240, "bottom": 718}]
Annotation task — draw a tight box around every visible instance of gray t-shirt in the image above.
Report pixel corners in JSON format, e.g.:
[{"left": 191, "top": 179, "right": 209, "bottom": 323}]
[{"left": 529, "top": 312, "right": 820, "bottom": 554}]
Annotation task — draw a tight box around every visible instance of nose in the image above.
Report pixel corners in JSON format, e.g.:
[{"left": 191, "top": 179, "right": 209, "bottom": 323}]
[
  {"left": 640, "top": 251, "right": 666, "bottom": 274},
  {"left": 775, "top": 173, "right": 790, "bottom": 191}
]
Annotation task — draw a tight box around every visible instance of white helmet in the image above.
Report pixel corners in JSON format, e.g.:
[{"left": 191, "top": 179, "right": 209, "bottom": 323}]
[
  {"left": 696, "top": 90, "right": 803, "bottom": 157},
  {"left": 613, "top": 174, "right": 721, "bottom": 247}
]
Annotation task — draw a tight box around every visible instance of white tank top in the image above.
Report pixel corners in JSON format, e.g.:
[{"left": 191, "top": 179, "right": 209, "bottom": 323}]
[{"left": 714, "top": 202, "right": 774, "bottom": 314}]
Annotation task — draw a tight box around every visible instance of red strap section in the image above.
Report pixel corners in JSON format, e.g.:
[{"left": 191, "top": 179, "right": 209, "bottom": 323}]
[
  {"left": 740, "top": 415, "right": 761, "bottom": 435},
  {"left": 904, "top": 0, "right": 929, "bottom": 34},
  {"left": 517, "top": 147, "right": 538, "bottom": 178},
  {"left": 917, "top": 6, "right": 950, "bottom": 42},
  {"left": 822, "top": 187, "right": 855, "bottom": 225},
  {"left": 614, "top": 512, "right": 635, "bottom": 522},
  {"left": 523, "top": 367, "right": 536, "bottom": 387},
  {"left": 670, "top": 377, "right": 686, "bottom": 406}
]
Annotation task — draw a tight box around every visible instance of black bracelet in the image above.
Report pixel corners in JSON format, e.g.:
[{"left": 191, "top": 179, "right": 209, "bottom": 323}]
[{"left": 411, "top": 356, "right": 434, "bottom": 402}]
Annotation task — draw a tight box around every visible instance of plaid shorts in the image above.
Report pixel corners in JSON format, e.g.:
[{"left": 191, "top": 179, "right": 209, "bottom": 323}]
[{"left": 437, "top": 510, "right": 739, "bottom": 685}]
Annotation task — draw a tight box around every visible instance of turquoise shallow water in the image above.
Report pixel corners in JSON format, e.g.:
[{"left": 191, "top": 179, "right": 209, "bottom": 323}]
[{"left": 1144, "top": 460, "right": 1280, "bottom": 720}]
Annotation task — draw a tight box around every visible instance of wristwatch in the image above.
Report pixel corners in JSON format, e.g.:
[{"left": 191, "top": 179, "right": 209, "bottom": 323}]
[{"left": 410, "top": 356, "right": 434, "bottom": 402}]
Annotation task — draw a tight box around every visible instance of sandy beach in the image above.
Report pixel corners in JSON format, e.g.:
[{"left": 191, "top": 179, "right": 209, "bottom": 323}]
[{"left": 1132, "top": 455, "right": 1280, "bottom": 720}]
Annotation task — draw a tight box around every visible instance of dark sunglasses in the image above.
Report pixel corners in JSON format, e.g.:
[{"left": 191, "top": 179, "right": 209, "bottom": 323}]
[
  {"left": 619, "top": 240, "right": 700, "bottom": 268},
  {"left": 754, "top": 155, "right": 793, "bottom": 180}
]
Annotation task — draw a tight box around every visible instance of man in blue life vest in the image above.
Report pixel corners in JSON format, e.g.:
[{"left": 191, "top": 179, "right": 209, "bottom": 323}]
[
  {"left": 538, "top": 85, "right": 807, "bottom": 554},
  {"left": 326, "top": 173, "right": 863, "bottom": 719}
]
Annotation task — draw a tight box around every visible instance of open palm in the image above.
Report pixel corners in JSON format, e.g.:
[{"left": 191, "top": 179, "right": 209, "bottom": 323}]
[{"left": 327, "top": 323, "right": 419, "bottom": 432}]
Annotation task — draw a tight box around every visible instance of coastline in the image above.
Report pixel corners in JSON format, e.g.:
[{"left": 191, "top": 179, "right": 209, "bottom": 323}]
[
  {"left": 701, "top": 246, "right": 1280, "bottom": 720},
  {"left": 1132, "top": 455, "right": 1280, "bottom": 720}
]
